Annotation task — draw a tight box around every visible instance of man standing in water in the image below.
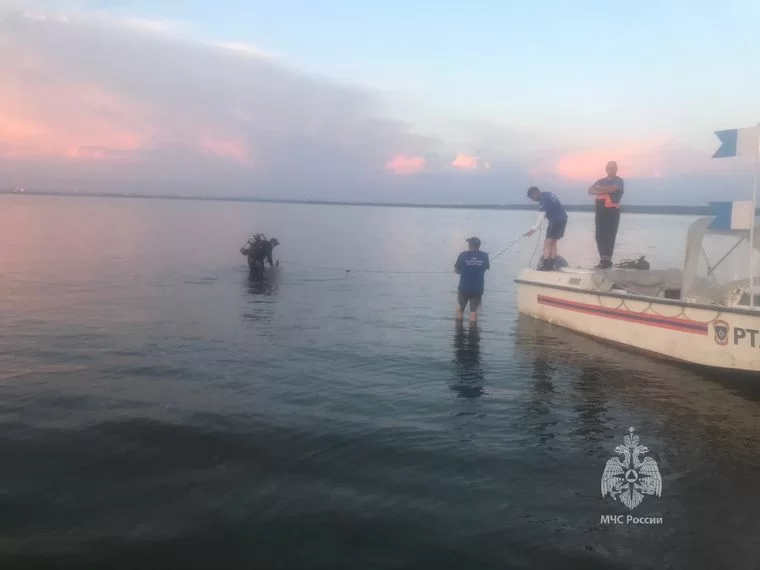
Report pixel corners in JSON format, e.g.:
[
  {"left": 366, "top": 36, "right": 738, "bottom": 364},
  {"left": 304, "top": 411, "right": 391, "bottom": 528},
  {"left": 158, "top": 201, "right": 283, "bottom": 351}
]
[
  {"left": 588, "top": 161, "right": 624, "bottom": 268},
  {"left": 454, "top": 237, "right": 490, "bottom": 324},
  {"left": 524, "top": 186, "right": 568, "bottom": 271}
]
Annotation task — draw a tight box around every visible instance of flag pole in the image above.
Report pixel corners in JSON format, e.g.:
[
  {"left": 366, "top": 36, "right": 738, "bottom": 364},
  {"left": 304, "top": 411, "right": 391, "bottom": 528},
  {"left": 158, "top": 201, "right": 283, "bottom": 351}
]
[{"left": 751, "top": 124, "right": 759, "bottom": 308}]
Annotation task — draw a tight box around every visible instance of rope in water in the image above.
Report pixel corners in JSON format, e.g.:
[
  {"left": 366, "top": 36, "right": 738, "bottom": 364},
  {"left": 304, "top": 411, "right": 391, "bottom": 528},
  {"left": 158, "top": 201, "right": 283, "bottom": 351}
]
[
  {"left": 527, "top": 233, "right": 542, "bottom": 269},
  {"left": 276, "top": 234, "right": 536, "bottom": 276}
]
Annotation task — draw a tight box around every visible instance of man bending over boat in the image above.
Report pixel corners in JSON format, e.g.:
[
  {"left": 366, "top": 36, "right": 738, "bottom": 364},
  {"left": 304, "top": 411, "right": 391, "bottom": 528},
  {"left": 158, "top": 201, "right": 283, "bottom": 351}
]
[{"left": 524, "top": 186, "right": 568, "bottom": 271}]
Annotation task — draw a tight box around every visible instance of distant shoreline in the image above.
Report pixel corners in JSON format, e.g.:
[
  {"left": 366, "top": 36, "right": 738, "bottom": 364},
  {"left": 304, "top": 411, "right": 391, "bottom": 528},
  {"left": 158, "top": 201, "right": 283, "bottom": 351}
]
[{"left": 1, "top": 190, "right": 756, "bottom": 216}]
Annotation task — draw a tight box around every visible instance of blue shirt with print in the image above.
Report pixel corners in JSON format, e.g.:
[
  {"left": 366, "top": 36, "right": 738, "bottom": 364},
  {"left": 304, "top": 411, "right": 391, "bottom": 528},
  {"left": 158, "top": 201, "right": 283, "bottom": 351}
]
[{"left": 455, "top": 250, "right": 490, "bottom": 294}]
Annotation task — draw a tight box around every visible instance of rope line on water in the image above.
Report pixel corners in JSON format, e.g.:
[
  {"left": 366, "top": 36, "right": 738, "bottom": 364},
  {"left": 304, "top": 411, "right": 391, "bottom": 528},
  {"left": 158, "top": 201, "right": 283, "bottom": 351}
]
[
  {"left": 276, "top": 234, "right": 535, "bottom": 277},
  {"left": 490, "top": 235, "right": 526, "bottom": 261},
  {"left": 528, "top": 234, "right": 542, "bottom": 269},
  {"left": 285, "top": 275, "right": 352, "bottom": 283},
  {"left": 276, "top": 260, "right": 450, "bottom": 274}
]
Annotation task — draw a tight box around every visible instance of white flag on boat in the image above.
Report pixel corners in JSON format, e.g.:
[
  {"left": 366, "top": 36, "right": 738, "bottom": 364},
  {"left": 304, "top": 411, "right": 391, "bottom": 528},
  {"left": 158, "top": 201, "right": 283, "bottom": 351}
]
[
  {"left": 708, "top": 200, "right": 755, "bottom": 230},
  {"left": 712, "top": 126, "right": 760, "bottom": 158}
]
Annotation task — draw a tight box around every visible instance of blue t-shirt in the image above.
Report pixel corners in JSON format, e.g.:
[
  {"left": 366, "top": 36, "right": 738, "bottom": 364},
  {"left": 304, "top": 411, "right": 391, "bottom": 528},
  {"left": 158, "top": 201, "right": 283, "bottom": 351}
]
[
  {"left": 594, "top": 176, "right": 624, "bottom": 204},
  {"left": 538, "top": 192, "right": 567, "bottom": 223},
  {"left": 455, "top": 250, "right": 490, "bottom": 294}
]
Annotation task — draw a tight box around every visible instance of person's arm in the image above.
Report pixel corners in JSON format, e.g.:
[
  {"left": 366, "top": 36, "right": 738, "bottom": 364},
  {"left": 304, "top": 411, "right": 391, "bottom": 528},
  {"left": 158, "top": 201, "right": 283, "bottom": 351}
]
[
  {"left": 589, "top": 179, "right": 620, "bottom": 195},
  {"left": 454, "top": 253, "right": 462, "bottom": 274},
  {"left": 589, "top": 178, "right": 609, "bottom": 195},
  {"left": 611, "top": 178, "right": 624, "bottom": 201},
  {"left": 484, "top": 254, "right": 490, "bottom": 271},
  {"left": 524, "top": 211, "right": 545, "bottom": 236},
  {"left": 596, "top": 181, "right": 620, "bottom": 192}
]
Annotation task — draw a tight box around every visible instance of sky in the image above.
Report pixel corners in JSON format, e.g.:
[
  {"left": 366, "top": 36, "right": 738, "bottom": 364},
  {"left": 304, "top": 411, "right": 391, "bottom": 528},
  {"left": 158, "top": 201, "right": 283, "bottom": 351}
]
[{"left": 2, "top": 0, "right": 760, "bottom": 204}]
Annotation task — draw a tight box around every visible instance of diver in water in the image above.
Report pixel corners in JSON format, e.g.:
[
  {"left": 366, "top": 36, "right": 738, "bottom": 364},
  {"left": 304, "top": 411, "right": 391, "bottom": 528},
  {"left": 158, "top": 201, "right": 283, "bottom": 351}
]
[{"left": 241, "top": 234, "right": 279, "bottom": 280}]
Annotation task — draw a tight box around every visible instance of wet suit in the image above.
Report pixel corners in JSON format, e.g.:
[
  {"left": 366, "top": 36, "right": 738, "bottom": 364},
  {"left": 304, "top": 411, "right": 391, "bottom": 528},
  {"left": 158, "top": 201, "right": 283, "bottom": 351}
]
[
  {"left": 257, "top": 241, "right": 274, "bottom": 267},
  {"left": 593, "top": 176, "right": 624, "bottom": 268},
  {"left": 242, "top": 237, "right": 275, "bottom": 279}
]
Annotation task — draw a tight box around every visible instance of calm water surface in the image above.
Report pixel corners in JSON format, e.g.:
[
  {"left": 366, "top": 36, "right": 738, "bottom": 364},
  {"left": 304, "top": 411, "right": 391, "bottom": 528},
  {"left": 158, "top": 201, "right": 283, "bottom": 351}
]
[{"left": 1, "top": 195, "right": 760, "bottom": 569}]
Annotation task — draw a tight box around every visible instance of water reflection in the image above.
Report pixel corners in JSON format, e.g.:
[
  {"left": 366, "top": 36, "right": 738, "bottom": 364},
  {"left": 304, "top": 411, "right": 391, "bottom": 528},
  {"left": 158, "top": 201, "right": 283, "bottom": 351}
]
[
  {"left": 244, "top": 267, "right": 280, "bottom": 296},
  {"left": 450, "top": 321, "right": 485, "bottom": 398},
  {"left": 513, "top": 315, "right": 616, "bottom": 448},
  {"left": 514, "top": 314, "right": 657, "bottom": 442},
  {"left": 514, "top": 320, "right": 613, "bottom": 448},
  {"left": 512, "top": 315, "right": 760, "bottom": 563},
  {"left": 513, "top": 314, "right": 760, "bottom": 436},
  {"left": 241, "top": 268, "right": 279, "bottom": 328},
  {"left": 513, "top": 317, "right": 559, "bottom": 447},
  {"left": 573, "top": 365, "right": 608, "bottom": 447},
  {"left": 530, "top": 350, "right": 555, "bottom": 383}
]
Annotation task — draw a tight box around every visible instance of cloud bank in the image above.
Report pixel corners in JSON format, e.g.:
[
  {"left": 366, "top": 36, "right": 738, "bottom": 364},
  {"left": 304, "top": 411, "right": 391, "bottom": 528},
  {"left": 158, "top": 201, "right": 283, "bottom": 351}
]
[
  {"left": 0, "top": 6, "right": 751, "bottom": 204},
  {"left": 0, "top": 8, "right": 441, "bottom": 198}
]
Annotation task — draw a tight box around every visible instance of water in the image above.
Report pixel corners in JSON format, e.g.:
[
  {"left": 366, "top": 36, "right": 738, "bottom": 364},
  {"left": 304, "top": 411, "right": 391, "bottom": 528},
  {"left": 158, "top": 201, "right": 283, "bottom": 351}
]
[{"left": 1, "top": 195, "right": 760, "bottom": 569}]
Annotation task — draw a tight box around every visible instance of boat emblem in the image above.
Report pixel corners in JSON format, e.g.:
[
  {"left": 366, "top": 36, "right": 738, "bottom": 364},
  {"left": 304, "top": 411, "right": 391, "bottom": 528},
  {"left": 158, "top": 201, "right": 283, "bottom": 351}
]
[
  {"left": 601, "top": 427, "right": 662, "bottom": 511},
  {"left": 713, "top": 320, "right": 730, "bottom": 345}
]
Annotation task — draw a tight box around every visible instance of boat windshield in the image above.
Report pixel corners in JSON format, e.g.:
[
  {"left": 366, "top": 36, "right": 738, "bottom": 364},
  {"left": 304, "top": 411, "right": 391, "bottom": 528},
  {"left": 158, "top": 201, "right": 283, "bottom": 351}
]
[{"left": 684, "top": 226, "right": 760, "bottom": 306}]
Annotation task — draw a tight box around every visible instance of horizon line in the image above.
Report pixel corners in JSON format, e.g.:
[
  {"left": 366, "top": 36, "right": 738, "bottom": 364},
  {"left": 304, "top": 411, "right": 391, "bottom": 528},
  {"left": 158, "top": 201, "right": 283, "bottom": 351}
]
[{"left": 1, "top": 189, "right": 757, "bottom": 215}]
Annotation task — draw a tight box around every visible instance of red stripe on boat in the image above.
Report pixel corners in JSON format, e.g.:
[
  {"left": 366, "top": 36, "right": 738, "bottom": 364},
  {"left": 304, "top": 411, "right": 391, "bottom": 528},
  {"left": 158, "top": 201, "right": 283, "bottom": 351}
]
[{"left": 536, "top": 295, "right": 709, "bottom": 335}]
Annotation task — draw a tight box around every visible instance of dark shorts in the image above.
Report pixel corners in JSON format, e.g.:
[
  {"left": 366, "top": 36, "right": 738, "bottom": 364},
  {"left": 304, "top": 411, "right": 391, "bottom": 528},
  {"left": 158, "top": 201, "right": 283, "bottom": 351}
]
[
  {"left": 458, "top": 291, "right": 482, "bottom": 311},
  {"left": 546, "top": 218, "right": 567, "bottom": 240}
]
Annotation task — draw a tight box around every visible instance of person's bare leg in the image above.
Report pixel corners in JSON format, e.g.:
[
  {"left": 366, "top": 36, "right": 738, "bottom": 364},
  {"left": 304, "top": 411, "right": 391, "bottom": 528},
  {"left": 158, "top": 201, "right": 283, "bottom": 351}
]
[
  {"left": 550, "top": 239, "right": 558, "bottom": 259},
  {"left": 469, "top": 297, "right": 481, "bottom": 324},
  {"left": 539, "top": 239, "right": 554, "bottom": 269},
  {"left": 542, "top": 240, "right": 552, "bottom": 260},
  {"left": 456, "top": 292, "right": 465, "bottom": 320}
]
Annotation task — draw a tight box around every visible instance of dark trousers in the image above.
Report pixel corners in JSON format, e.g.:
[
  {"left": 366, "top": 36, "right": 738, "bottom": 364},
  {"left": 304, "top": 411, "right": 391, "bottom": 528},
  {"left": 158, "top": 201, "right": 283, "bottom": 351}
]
[{"left": 595, "top": 206, "right": 620, "bottom": 262}]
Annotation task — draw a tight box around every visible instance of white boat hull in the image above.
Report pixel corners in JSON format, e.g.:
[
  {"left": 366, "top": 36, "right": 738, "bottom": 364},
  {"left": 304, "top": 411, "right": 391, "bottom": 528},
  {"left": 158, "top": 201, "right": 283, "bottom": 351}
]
[{"left": 516, "top": 268, "right": 760, "bottom": 373}]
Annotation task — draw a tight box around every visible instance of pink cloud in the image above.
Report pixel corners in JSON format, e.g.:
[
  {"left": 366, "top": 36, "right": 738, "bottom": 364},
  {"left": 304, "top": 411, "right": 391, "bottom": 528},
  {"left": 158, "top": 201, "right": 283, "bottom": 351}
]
[
  {"left": 2, "top": 9, "right": 737, "bottom": 204},
  {"left": 0, "top": 69, "right": 257, "bottom": 169},
  {"left": 385, "top": 154, "right": 426, "bottom": 175},
  {"left": 200, "top": 137, "right": 252, "bottom": 165},
  {"left": 0, "top": 9, "right": 434, "bottom": 194},
  {"left": 451, "top": 153, "right": 479, "bottom": 170},
  {"left": 0, "top": 77, "right": 148, "bottom": 160},
  {"left": 549, "top": 137, "right": 719, "bottom": 182}
]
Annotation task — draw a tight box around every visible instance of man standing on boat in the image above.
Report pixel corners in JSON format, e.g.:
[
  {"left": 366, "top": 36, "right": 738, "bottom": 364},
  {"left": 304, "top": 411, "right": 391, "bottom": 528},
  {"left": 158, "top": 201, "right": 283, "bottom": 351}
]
[
  {"left": 524, "top": 186, "right": 568, "bottom": 271},
  {"left": 588, "top": 161, "right": 624, "bottom": 269}
]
